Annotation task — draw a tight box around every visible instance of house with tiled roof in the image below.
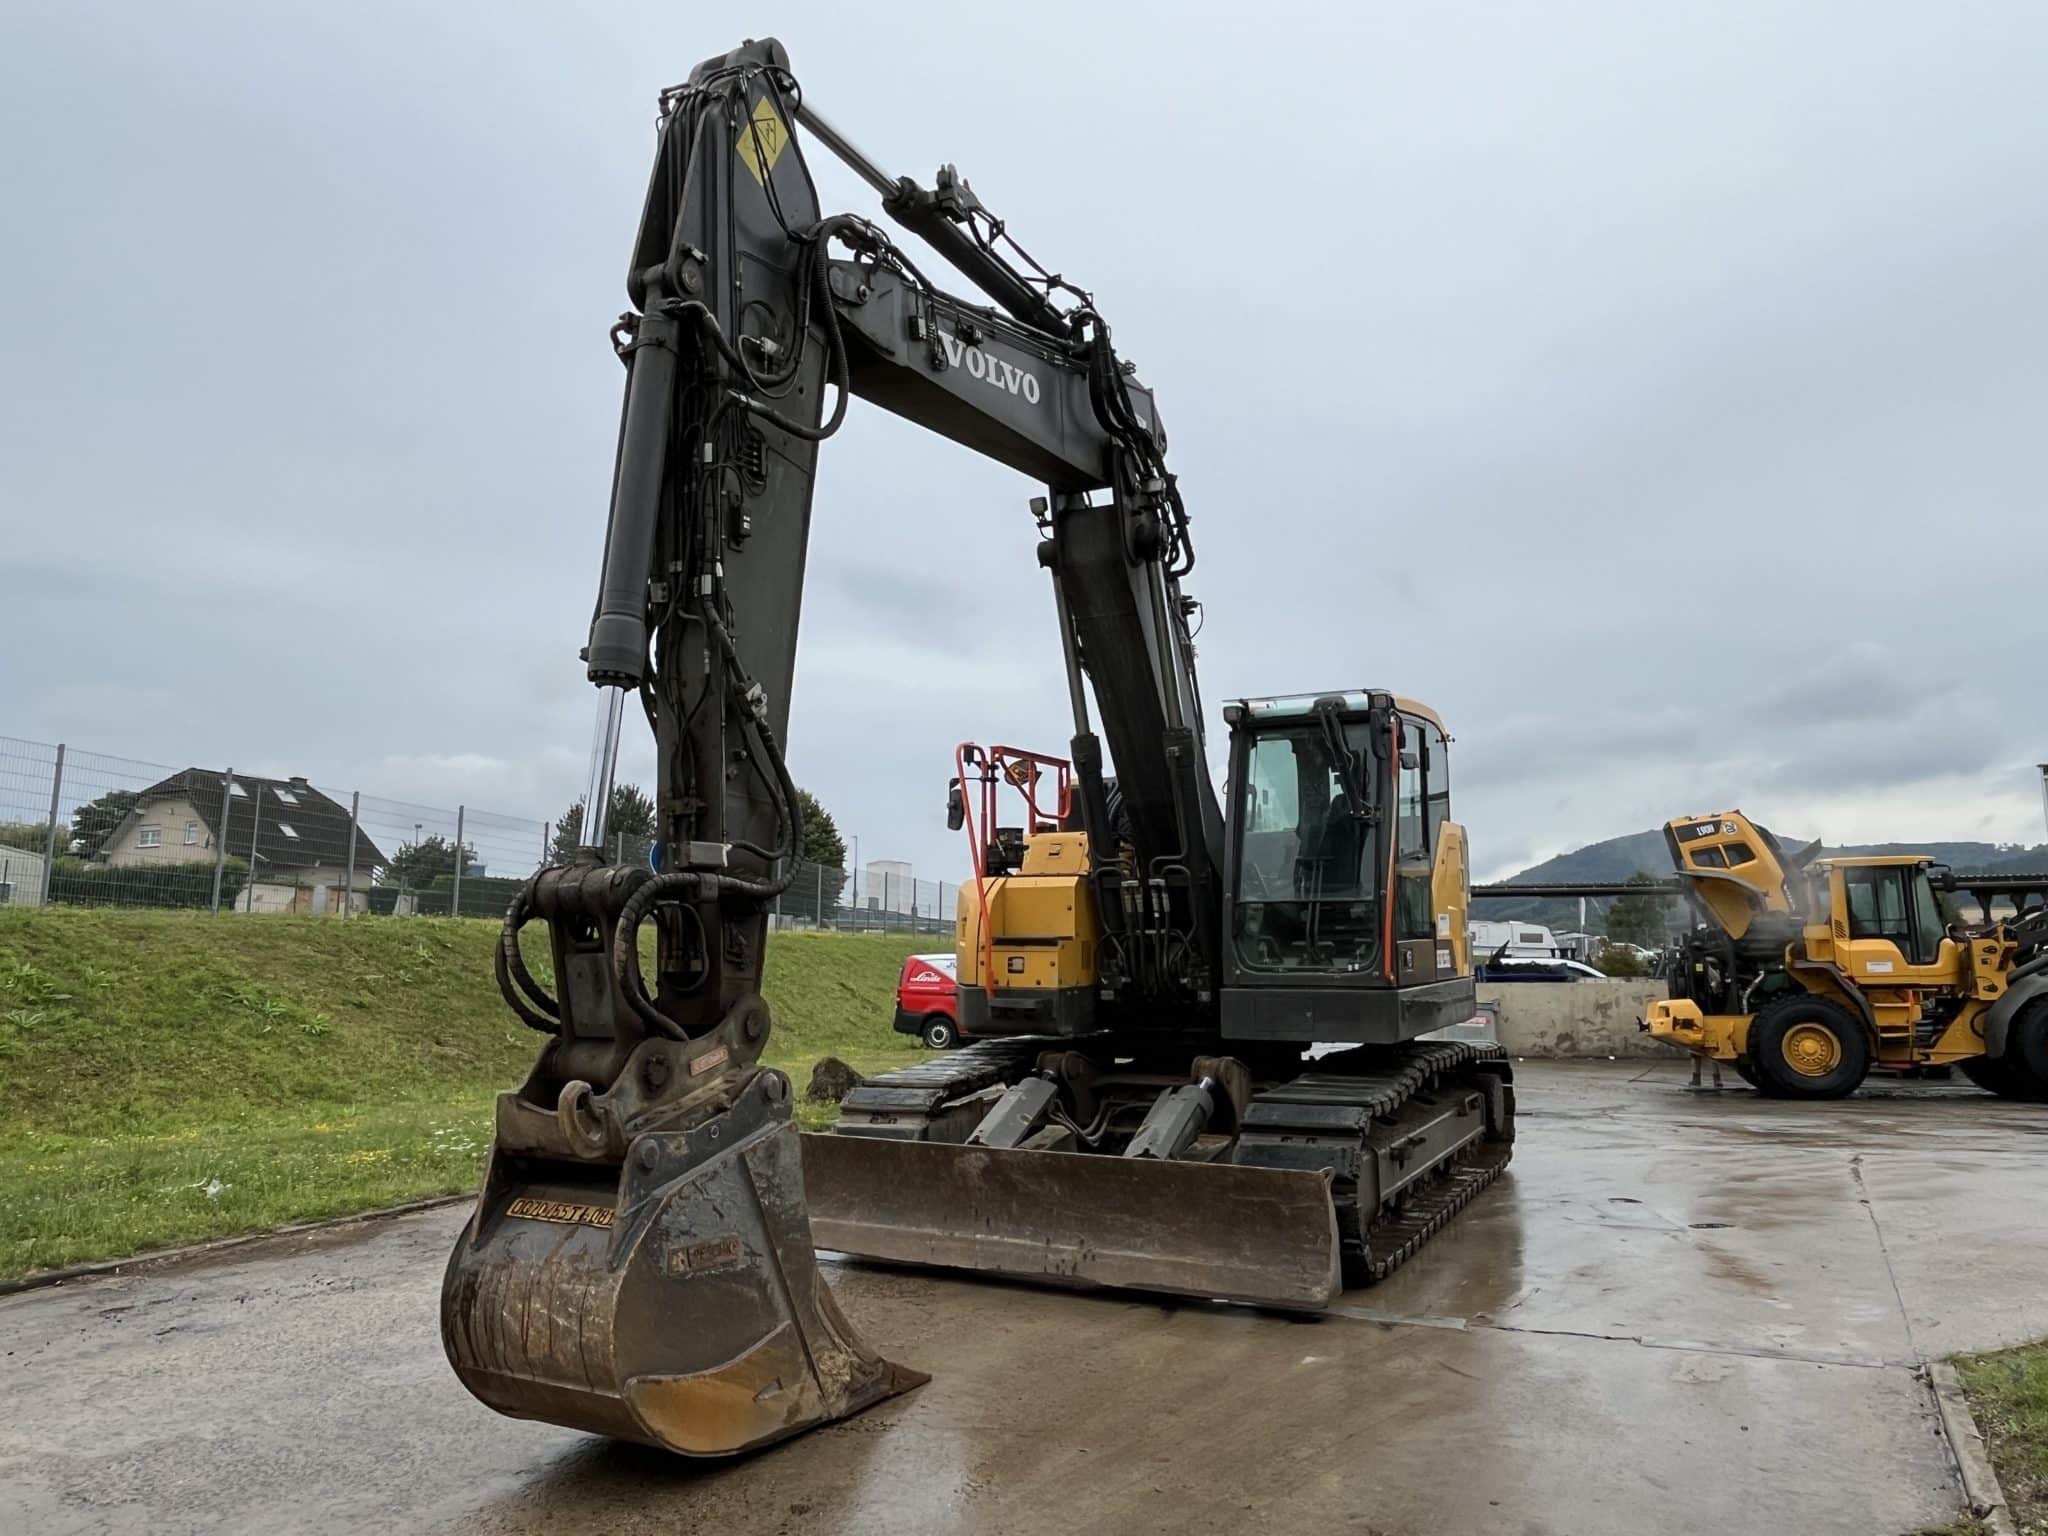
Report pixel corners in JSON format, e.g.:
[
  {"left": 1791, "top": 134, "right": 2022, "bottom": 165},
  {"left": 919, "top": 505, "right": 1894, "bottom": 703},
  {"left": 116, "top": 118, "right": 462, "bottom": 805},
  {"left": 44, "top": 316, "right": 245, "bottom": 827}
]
[{"left": 97, "top": 770, "right": 386, "bottom": 913}]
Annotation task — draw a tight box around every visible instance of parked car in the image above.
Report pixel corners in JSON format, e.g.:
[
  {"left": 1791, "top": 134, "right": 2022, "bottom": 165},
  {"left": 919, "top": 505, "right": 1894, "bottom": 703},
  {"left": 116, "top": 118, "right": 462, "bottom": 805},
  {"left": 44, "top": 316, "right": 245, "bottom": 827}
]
[
  {"left": 1476, "top": 956, "right": 1608, "bottom": 983},
  {"left": 893, "top": 952, "right": 962, "bottom": 1048}
]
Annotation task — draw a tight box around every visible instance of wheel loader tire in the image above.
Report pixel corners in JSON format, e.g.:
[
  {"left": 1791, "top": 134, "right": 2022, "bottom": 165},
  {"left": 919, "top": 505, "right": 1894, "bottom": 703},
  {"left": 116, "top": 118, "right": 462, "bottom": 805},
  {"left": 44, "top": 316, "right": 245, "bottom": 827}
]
[
  {"left": 2014, "top": 998, "right": 2048, "bottom": 1089},
  {"left": 1957, "top": 1054, "right": 2048, "bottom": 1101},
  {"left": 1749, "top": 997, "right": 1869, "bottom": 1099},
  {"left": 920, "top": 1015, "right": 957, "bottom": 1050},
  {"left": 1731, "top": 1055, "right": 1761, "bottom": 1089}
]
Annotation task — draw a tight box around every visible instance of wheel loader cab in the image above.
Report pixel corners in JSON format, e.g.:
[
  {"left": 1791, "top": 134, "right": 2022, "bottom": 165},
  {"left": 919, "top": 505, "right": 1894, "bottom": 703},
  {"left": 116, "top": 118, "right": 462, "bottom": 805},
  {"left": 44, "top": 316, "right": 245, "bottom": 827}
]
[
  {"left": 1827, "top": 857, "right": 1957, "bottom": 981},
  {"left": 1219, "top": 692, "right": 1475, "bottom": 1043}
]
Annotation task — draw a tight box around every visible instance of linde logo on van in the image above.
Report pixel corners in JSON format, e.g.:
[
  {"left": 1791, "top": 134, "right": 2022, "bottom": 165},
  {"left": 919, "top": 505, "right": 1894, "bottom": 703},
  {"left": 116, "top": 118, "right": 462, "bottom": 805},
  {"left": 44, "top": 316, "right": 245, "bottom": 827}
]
[{"left": 936, "top": 329, "right": 1042, "bottom": 404}]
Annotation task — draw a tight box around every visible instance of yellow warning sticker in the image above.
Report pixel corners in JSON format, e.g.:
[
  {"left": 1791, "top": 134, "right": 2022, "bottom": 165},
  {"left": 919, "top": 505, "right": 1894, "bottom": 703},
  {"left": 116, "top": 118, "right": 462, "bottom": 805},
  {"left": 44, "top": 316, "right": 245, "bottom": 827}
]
[
  {"left": 506, "top": 1197, "right": 615, "bottom": 1229},
  {"left": 736, "top": 97, "right": 789, "bottom": 185}
]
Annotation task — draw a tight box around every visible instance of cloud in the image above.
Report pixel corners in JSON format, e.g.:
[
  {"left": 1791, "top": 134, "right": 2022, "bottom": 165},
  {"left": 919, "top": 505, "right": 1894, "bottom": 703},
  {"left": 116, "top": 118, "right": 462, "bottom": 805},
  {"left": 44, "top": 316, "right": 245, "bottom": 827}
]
[{"left": 3, "top": 0, "right": 2044, "bottom": 891}]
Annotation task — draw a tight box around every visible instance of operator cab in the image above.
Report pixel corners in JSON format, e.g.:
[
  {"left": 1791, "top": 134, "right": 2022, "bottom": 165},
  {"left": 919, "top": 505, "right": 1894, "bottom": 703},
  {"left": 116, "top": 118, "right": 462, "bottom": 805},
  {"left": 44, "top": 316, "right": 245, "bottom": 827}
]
[
  {"left": 1831, "top": 856, "right": 1952, "bottom": 969},
  {"left": 1219, "top": 690, "right": 1472, "bottom": 1044}
]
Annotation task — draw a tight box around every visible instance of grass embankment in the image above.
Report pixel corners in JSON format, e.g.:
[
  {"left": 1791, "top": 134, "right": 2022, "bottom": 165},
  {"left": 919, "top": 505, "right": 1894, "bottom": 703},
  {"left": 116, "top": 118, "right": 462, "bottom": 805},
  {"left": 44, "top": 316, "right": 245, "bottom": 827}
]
[
  {"left": 1956, "top": 1342, "right": 2048, "bottom": 1534},
  {"left": 0, "top": 909, "right": 929, "bottom": 1277}
]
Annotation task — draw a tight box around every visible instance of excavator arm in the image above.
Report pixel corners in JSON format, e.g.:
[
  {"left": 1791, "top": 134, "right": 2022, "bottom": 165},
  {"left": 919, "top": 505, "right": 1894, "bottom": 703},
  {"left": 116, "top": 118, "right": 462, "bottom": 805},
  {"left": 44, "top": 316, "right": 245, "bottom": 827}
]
[
  {"left": 584, "top": 39, "right": 1217, "bottom": 1034},
  {"left": 443, "top": 36, "right": 1227, "bottom": 1458}
]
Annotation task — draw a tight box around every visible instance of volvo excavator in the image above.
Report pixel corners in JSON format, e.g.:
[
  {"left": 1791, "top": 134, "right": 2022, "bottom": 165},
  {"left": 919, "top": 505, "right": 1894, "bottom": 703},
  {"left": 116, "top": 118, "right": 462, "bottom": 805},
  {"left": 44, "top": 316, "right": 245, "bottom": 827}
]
[{"left": 440, "top": 38, "right": 1513, "bottom": 1460}]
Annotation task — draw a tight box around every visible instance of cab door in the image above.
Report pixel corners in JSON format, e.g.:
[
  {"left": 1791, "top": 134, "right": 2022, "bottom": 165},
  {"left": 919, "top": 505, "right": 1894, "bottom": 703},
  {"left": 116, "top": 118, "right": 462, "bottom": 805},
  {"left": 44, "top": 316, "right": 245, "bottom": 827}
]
[
  {"left": 1390, "top": 713, "right": 1440, "bottom": 984},
  {"left": 1833, "top": 864, "right": 1956, "bottom": 989}
]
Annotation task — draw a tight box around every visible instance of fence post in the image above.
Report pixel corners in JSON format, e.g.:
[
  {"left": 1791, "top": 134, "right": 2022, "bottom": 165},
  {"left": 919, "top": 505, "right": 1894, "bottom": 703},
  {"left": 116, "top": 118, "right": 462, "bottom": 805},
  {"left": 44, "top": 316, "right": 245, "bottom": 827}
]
[
  {"left": 39, "top": 742, "right": 65, "bottom": 906},
  {"left": 210, "top": 767, "right": 233, "bottom": 914},
  {"left": 245, "top": 784, "right": 263, "bottom": 912},
  {"left": 817, "top": 862, "right": 824, "bottom": 928},
  {"left": 343, "top": 791, "right": 360, "bottom": 918},
  {"left": 540, "top": 823, "right": 550, "bottom": 872},
  {"left": 452, "top": 804, "right": 466, "bottom": 919}
]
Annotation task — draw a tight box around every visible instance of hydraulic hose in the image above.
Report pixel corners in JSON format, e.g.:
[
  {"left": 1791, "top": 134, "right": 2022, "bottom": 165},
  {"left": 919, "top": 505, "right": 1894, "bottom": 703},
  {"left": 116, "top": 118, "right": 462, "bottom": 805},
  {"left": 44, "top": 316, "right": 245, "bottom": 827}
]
[
  {"left": 495, "top": 882, "right": 562, "bottom": 1034},
  {"left": 609, "top": 616, "right": 806, "bottom": 1039},
  {"left": 721, "top": 214, "right": 867, "bottom": 443},
  {"left": 610, "top": 872, "right": 703, "bottom": 1039}
]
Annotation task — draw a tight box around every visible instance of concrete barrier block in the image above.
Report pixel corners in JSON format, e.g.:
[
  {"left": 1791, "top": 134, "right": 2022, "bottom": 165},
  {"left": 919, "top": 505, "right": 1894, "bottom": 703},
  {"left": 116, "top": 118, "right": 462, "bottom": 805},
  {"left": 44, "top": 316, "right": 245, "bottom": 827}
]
[{"left": 1479, "top": 979, "right": 1684, "bottom": 1059}]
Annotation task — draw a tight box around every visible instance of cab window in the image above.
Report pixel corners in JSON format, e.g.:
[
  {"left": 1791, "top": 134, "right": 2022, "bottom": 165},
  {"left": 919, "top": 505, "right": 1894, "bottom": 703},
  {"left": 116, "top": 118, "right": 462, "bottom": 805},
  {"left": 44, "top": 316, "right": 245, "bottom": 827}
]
[
  {"left": 1844, "top": 867, "right": 1909, "bottom": 940},
  {"left": 1843, "top": 866, "right": 1941, "bottom": 966},
  {"left": 1395, "top": 723, "right": 1425, "bottom": 864},
  {"left": 1394, "top": 715, "right": 1434, "bottom": 942},
  {"left": 1910, "top": 871, "right": 1946, "bottom": 963},
  {"left": 1231, "top": 719, "right": 1382, "bottom": 974},
  {"left": 1421, "top": 720, "right": 1451, "bottom": 851},
  {"left": 1245, "top": 740, "right": 1300, "bottom": 834}
]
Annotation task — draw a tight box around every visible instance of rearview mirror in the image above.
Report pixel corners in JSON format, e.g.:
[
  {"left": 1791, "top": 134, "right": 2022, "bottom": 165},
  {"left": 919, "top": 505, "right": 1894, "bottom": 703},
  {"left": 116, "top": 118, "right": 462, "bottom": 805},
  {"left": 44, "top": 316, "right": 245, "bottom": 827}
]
[{"left": 945, "top": 780, "right": 964, "bottom": 832}]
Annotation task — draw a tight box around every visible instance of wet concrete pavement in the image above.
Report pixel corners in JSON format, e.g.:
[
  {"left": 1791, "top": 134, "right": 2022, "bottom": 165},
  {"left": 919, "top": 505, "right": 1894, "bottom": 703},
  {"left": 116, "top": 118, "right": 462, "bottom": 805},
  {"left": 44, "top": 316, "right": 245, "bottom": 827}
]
[{"left": 4, "top": 1060, "right": 2044, "bottom": 1536}]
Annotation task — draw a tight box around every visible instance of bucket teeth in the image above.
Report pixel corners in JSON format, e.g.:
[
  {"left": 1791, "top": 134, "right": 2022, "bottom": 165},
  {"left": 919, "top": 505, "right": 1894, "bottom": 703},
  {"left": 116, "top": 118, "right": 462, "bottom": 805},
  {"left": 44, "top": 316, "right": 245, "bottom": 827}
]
[{"left": 442, "top": 1089, "right": 923, "bottom": 1457}]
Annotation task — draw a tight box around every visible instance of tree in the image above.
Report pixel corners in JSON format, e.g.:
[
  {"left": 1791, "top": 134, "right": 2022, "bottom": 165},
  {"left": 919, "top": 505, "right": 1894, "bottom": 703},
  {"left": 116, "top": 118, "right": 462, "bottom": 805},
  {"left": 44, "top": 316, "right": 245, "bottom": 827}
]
[
  {"left": 1606, "top": 870, "right": 1677, "bottom": 947},
  {"left": 0, "top": 822, "right": 51, "bottom": 854},
  {"left": 383, "top": 834, "right": 473, "bottom": 890},
  {"left": 796, "top": 786, "right": 846, "bottom": 872},
  {"left": 786, "top": 785, "right": 848, "bottom": 923},
  {"left": 70, "top": 790, "right": 138, "bottom": 858},
  {"left": 551, "top": 783, "right": 658, "bottom": 861}
]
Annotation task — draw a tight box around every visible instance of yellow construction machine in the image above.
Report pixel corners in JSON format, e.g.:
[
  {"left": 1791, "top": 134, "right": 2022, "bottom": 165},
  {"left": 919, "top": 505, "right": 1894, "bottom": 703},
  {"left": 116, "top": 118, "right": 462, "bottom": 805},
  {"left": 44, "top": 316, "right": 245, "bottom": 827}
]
[
  {"left": 1641, "top": 812, "right": 2048, "bottom": 1099},
  {"left": 441, "top": 40, "right": 1511, "bottom": 1461}
]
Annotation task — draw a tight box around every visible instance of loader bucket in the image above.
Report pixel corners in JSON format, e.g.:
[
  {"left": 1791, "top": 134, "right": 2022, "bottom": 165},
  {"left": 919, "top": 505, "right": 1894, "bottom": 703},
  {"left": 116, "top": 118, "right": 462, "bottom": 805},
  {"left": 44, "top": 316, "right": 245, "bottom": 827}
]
[
  {"left": 801, "top": 1132, "right": 1342, "bottom": 1310},
  {"left": 441, "top": 1075, "right": 924, "bottom": 1457}
]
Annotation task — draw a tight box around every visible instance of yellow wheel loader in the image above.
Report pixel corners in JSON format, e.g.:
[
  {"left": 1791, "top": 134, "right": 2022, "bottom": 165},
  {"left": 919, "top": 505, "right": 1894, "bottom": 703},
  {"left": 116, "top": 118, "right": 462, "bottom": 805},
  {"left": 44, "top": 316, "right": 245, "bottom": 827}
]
[{"left": 1640, "top": 813, "right": 2048, "bottom": 1099}]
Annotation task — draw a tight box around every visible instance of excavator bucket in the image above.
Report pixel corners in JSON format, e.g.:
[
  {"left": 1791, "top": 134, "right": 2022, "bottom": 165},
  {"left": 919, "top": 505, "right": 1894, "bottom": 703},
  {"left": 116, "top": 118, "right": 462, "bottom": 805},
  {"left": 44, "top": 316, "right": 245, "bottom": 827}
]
[
  {"left": 442, "top": 1075, "right": 925, "bottom": 1457},
  {"left": 801, "top": 1133, "right": 1342, "bottom": 1310}
]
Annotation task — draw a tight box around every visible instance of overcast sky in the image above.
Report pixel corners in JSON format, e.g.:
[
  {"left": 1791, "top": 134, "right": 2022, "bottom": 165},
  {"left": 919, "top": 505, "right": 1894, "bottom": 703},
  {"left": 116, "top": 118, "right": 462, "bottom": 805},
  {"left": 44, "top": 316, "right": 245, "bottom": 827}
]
[{"left": 3, "top": 1, "right": 2043, "bottom": 882}]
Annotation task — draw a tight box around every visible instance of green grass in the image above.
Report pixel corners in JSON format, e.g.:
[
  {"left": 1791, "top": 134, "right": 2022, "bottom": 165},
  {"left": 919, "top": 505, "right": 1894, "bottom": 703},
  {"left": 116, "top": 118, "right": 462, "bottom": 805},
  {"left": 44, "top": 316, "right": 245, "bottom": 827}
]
[
  {"left": 1957, "top": 1340, "right": 2048, "bottom": 1534},
  {"left": 0, "top": 908, "right": 929, "bottom": 1276}
]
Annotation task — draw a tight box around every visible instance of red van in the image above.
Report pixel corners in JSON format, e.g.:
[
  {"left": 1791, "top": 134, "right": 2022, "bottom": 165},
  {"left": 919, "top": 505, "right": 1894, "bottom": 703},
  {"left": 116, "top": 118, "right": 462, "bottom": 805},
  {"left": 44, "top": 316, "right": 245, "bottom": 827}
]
[{"left": 893, "top": 952, "right": 962, "bottom": 1049}]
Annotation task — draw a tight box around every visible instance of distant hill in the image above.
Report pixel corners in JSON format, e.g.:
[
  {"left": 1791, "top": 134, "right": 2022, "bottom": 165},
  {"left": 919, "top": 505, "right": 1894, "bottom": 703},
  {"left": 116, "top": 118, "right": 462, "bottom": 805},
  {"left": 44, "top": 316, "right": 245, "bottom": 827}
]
[{"left": 1478, "top": 828, "right": 2048, "bottom": 931}]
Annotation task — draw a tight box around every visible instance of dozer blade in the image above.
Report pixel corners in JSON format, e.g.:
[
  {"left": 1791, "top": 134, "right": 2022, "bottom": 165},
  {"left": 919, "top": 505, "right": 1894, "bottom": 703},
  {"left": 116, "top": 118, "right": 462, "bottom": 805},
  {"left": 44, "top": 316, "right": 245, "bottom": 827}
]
[
  {"left": 442, "top": 1076, "right": 924, "bottom": 1458},
  {"left": 801, "top": 1132, "right": 1341, "bottom": 1310}
]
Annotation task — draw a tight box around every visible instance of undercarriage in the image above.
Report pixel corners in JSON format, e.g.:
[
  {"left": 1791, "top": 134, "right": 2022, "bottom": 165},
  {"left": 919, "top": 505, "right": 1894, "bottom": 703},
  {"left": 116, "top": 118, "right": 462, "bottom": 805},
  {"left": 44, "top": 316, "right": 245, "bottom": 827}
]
[{"left": 809, "top": 1038, "right": 1515, "bottom": 1304}]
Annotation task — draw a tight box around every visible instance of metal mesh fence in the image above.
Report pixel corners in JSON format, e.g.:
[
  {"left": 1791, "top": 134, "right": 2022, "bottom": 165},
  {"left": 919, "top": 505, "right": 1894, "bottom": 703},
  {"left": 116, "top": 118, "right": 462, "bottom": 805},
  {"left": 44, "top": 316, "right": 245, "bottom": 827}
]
[{"left": 0, "top": 733, "right": 960, "bottom": 934}]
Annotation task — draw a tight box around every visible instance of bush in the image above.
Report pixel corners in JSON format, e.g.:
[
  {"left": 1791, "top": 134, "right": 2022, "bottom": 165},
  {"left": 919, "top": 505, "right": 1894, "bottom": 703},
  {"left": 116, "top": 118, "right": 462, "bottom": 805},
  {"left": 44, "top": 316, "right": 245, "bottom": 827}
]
[
  {"left": 428, "top": 872, "right": 526, "bottom": 919},
  {"left": 47, "top": 857, "right": 248, "bottom": 910},
  {"left": 366, "top": 872, "right": 526, "bottom": 918},
  {"left": 1595, "top": 943, "right": 1651, "bottom": 978}
]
